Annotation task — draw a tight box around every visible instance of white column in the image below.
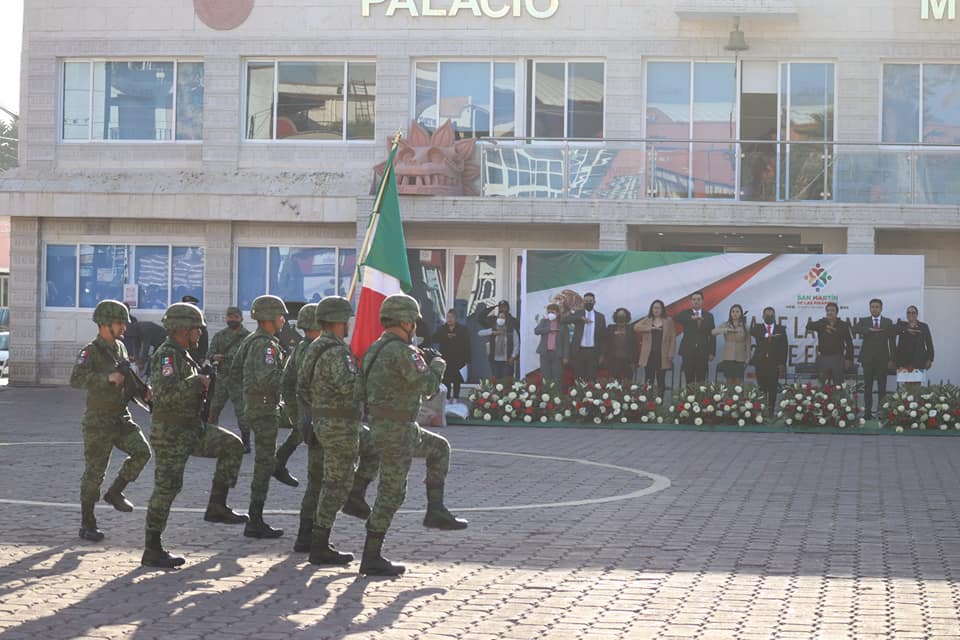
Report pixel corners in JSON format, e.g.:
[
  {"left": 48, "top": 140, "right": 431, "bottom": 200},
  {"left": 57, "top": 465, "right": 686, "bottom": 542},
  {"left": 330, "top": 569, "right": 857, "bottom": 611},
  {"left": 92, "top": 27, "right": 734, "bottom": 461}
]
[{"left": 9, "top": 216, "right": 40, "bottom": 385}]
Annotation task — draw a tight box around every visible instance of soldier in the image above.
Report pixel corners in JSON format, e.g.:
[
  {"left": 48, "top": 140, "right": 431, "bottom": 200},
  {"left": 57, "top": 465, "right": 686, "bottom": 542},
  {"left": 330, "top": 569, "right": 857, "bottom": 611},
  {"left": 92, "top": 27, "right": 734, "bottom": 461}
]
[
  {"left": 357, "top": 294, "right": 468, "bottom": 577},
  {"left": 180, "top": 295, "right": 209, "bottom": 365},
  {"left": 70, "top": 300, "right": 152, "bottom": 542},
  {"left": 207, "top": 306, "right": 251, "bottom": 452},
  {"left": 272, "top": 304, "right": 320, "bottom": 489},
  {"left": 233, "top": 294, "right": 288, "bottom": 539},
  {"left": 141, "top": 303, "right": 247, "bottom": 569}
]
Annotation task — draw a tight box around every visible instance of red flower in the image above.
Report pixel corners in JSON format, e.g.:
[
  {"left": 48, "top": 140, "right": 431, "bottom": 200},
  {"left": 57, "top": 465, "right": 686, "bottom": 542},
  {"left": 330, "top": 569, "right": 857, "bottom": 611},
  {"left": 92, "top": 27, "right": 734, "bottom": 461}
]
[
  {"left": 927, "top": 417, "right": 937, "bottom": 426},
  {"left": 513, "top": 400, "right": 522, "bottom": 409},
  {"left": 726, "top": 399, "right": 734, "bottom": 406},
  {"left": 647, "top": 402, "right": 656, "bottom": 411},
  {"left": 605, "top": 399, "right": 612, "bottom": 407},
  {"left": 525, "top": 407, "right": 533, "bottom": 415}
]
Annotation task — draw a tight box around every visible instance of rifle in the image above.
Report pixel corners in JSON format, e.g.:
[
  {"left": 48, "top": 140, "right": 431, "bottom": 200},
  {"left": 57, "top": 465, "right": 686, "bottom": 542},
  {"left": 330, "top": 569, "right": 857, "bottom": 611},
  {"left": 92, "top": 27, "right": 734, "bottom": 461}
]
[
  {"left": 117, "top": 360, "right": 153, "bottom": 414},
  {"left": 200, "top": 362, "right": 216, "bottom": 422}
]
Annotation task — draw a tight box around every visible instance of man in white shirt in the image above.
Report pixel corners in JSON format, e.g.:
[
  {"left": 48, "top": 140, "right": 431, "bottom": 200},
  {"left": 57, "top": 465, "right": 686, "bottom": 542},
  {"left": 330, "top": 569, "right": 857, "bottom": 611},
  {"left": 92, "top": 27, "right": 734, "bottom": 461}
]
[{"left": 564, "top": 292, "right": 606, "bottom": 382}]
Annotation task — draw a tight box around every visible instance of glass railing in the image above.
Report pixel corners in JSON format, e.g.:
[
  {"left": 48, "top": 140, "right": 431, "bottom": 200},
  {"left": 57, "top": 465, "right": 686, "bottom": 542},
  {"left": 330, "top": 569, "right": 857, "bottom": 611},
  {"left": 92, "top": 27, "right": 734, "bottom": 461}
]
[{"left": 475, "top": 138, "right": 960, "bottom": 204}]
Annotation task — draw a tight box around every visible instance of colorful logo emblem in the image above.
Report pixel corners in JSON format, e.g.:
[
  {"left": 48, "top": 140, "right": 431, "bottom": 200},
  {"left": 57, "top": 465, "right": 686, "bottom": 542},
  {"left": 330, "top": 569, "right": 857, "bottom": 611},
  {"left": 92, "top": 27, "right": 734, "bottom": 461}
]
[{"left": 804, "top": 263, "right": 832, "bottom": 292}]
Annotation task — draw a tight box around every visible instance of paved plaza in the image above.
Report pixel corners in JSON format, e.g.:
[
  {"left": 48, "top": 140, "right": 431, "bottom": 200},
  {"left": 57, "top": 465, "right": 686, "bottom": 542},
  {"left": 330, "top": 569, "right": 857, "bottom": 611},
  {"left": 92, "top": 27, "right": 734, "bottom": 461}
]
[{"left": 1, "top": 387, "right": 960, "bottom": 639}]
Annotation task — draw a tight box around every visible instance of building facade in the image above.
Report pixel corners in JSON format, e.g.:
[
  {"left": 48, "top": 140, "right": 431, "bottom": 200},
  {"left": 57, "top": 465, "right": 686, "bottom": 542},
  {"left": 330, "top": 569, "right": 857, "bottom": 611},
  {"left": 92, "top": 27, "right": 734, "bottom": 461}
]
[{"left": 2, "top": 0, "right": 960, "bottom": 385}]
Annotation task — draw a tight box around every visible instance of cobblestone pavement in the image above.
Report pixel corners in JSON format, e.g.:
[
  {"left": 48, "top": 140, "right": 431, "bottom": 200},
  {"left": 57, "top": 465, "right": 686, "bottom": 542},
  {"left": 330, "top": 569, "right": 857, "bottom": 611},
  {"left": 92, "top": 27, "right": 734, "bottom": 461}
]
[{"left": 2, "top": 387, "right": 960, "bottom": 639}]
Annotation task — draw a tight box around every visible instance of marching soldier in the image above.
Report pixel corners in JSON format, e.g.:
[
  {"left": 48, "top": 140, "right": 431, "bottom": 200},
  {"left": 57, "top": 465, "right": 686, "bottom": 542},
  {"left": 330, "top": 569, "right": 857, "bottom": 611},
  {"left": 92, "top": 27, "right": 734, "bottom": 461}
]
[
  {"left": 207, "top": 306, "right": 251, "bottom": 451},
  {"left": 233, "top": 294, "right": 288, "bottom": 538},
  {"left": 70, "top": 300, "right": 152, "bottom": 542},
  {"left": 141, "top": 303, "right": 247, "bottom": 569},
  {"left": 357, "top": 294, "right": 468, "bottom": 577},
  {"left": 272, "top": 304, "right": 320, "bottom": 489}
]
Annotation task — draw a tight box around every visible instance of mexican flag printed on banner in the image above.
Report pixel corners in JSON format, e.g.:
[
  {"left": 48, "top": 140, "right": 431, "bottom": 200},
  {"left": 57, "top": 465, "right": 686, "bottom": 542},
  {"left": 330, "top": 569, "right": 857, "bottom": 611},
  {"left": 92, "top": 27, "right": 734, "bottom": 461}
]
[{"left": 350, "top": 142, "right": 412, "bottom": 358}]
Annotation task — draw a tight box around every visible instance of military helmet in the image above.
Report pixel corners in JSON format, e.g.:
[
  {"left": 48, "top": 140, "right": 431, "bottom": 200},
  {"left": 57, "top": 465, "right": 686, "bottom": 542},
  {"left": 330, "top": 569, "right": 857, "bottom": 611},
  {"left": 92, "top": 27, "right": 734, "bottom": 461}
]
[
  {"left": 296, "top": 303, "right": 321, "bottom": 332},
  {"left": 379, "top": 294, "right": 422, "bottom": 324},
  {"left": 226, "top": 306, "right": 242, "bottom": 317},
  {"left": 250, "top": 295, "right": 288, "bottom": 321},
  {"left": 315, "top": 296, "right": 354, "bottom": 324},
  {"left": 162, "top": 302, "right": 206, "bottom": 331},
  {"left": 92, "top": 300, "right": 131, "bottom": 325}
]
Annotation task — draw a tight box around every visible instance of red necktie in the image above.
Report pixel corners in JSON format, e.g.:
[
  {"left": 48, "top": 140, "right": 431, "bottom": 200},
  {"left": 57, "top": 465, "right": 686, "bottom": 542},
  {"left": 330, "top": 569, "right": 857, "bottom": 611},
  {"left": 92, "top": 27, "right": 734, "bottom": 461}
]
[
  {"left": 874, "top": 318, "right": 879, "bottom": 330},
  {"left": 766, "top": 324, "right": 773, "bottom": 339}
]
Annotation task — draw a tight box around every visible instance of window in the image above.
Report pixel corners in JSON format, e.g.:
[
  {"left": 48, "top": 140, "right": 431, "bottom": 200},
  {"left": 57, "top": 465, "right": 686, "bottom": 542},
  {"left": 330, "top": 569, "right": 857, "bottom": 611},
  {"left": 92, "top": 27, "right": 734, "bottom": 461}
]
[
  {"left": 244, "top": 60, "right": 375, "bottom": 141},
  {"left": 61, "top": 60, "right": 204, "bottom": 141},
  {"left": 414, "top": 61, "right": 517, "bottom": 139},
  {"left": 529, "top": 61, "right": 604, "bottom": 138},
  {"left": 43, "top": 244, "right": 204, "bottom": 309},
  {"left": 883, "top": 63, "right": 960, "bottom": 144},
  {"left": 236, "top": 246, "right": 356, "bottom": 309}
]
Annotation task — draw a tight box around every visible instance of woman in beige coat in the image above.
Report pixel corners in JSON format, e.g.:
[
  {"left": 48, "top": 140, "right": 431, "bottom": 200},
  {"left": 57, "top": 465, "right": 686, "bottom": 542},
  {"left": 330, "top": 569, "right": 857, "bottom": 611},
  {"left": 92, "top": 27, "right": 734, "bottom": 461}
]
[
  {"left": 634, "top": 299, "right": 676, "bottom": 398},
  {"left": 711, "top": 304, "right": 750, "bottom": 384}
]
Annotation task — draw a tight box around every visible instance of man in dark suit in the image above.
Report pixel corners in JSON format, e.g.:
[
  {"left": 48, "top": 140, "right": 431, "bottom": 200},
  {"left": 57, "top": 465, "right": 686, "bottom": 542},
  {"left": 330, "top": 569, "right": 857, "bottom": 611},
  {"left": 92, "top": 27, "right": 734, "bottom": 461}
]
[
  {"left": 564, "top": 292, "right": 606, "bottom": 382},
  {"left": 854, "top": 298, "right": 896, "bottom": 419},
  {"left": 674, "top": 290, "right": 716, "bottom": 385},
  {"left": 805, "top": 302, "right": 854, "bottom": 386},
  {"left": 750, "top": 307, "right": 789, "bottom": 416}
]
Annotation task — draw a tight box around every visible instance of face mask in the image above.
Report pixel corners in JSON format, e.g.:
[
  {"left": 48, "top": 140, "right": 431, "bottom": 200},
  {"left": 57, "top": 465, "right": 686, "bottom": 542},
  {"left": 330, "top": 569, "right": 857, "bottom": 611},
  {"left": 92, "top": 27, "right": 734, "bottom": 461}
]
[
  {"left": 496, "top": 318, "right": 506, "bottom": 326},
  {"left": 584, "top": 302, "right": 595, "bottom": 311},
  {"left": 546, "top": 312, "right": 557, "bottom": 321},
  {"left": 764, "top": 315, "right": 775, "bottom": 324},
  {"left": 227, "top": 320, "right": 241, "bottom": 329}
]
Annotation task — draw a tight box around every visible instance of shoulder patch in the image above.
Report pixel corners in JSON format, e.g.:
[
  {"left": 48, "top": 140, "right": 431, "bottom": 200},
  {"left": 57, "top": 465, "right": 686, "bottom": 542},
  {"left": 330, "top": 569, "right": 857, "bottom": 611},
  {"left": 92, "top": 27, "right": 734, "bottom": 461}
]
[
  {"left": 345, "top": 352, "right": 357, "bottom": 374},
  {"left": 265, "top": 345, "right": 276, "bottom": 365},
  {"left": 411, "top": 351, "right": 428, "bottom": 373},
  {"left": 161, "top": 354, "right": 175, "bottom": 377},
  {"left": 77, "top": 349, "right": 88, "bottom": 365}
]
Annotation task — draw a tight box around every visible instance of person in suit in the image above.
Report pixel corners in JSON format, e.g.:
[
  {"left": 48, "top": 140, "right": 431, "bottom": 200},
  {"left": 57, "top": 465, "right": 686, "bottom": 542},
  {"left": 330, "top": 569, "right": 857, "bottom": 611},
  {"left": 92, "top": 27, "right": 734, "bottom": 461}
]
[
  {"left": 604, "top": 308, "right": 639, "bottom": 382},
  {"left": 854, "top": 298, "right": 896, "bottom": 419},
  {"left": 894, "top": 305, "right": 935, "bottom": 390},
  {"left": 750, "top": 306, "right": 789, "bottom": 416},
  {"left": 805, "top": 302, "right": 854, "bottom": 387},
  {"left": 563, "top": 292, "right": 606, "bottom": 382},
  {"left": 431, "top": 309, "right": 471, "bottom": 400},
  {"left": 634, "top": 299, "right": 676, "bottom": 398},
  {"left": 674, "top": 290, "right": 716, "bottom": 386},
  {"left": 534, "top": 302, "right": 571, "bottom": 387}
]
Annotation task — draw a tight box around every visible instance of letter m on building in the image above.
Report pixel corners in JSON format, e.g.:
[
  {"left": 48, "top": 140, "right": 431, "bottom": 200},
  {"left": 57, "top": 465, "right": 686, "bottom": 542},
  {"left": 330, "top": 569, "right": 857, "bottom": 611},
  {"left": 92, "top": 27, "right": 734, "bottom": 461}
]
[{"left": 922, "top": 0, "right": 956, "bottom": 20}]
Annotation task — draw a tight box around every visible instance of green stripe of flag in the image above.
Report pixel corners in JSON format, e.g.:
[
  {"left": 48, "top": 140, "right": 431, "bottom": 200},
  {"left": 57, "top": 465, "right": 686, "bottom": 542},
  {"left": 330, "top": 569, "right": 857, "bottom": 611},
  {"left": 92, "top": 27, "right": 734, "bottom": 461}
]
[
  {"left": 360, "top": 143, "right": 412, "bottom": 292},
  {"left": 526, "top": 250, "right": 718, "bottom": 293}
]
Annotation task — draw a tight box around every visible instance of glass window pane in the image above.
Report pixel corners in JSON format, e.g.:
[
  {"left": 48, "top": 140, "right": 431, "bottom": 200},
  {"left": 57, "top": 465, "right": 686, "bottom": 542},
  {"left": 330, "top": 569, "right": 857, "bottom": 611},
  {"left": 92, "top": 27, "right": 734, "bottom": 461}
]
[
  {"left": 246, "top": 62, "right": 275, "bottom": 140},
  {"left": 646, "top": 61, "right": 691, "bottom": 198},
  {"left": 277, "top": 61, "right": 344, "bottom": 140},
  {"left": 132, "top": 245, "right": 169, "bottom": 309},
  {"left": 63, "top": 62, "right": 90, "bottom": 140},
  {"left": 568, "top": 62, "right": 604, "bottom": 138},
  {"left": 346, "top": 62, "right": 375, "bottom": 140},
  {"left": 79, "top": 244, "right": 126, "bottom": 308},
  {"left": 45, "top": 245, "right": 77, "bottom": 307},
  {"left": 534, "top": 62, "right": 565, "bottom": 138},
  {"left": 407, "top": 248, "right": 447, "bottom": 342},
  {"left": 439, "top": 62, "right": 491, "bottom": 139},
  {"left": 269, "top": 247, "right": 336, "bottom": 302},
  {"left": 787, "top": 62, "right": 834, "bottom": 142},
  {"left": 92, "top": 62, "right": 174, "bottom": 141},
  {"left": 172, "top": 246, "right": 204, "bottom": 307},
  {"left": 415, "top": 62, "right": 438, "bottom": 132},
  {"left": 693, "top": 62, "right": 737, "bottom": 198},
  {"left": 176, "top": 62, "right": 204, "bottom": 141},
  {"left": 922, "top": 63, "right": 960, "bottom": 144},
  {"left": 338, "top": 248, "right": 356, "bottom": 299},
  {"left": 453, "top": 253, "right": 498, "bottom": 383},
  {"left": 882, "top": 64, "right": 920, "bottom": 143},
  {"left": 238, "top": 247, "right": 267, "bottom": 309},
  {"left": 493, "top": 62, "right": 516, "bottom": 137}
]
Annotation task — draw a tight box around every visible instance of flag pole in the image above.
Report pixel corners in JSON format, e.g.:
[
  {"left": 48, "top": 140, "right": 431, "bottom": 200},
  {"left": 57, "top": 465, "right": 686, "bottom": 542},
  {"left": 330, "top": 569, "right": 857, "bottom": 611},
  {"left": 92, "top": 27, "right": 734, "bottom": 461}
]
[{"left": 348, "top": 129, "right": 402, "bottom": 302}]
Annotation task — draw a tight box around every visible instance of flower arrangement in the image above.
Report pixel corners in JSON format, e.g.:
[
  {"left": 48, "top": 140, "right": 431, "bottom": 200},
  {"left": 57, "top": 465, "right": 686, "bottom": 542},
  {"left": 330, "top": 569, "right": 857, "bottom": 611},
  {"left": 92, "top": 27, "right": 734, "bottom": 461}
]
[
  {"left": 669, "top": 383, "right": 767, "bottom": 427},
  {"left": 879, "top": 384, "right": 960, "bottom": 433},
  {"left": 569, "top": 380, "right": 665, "bottom": 425},
  {"left": 469, "top": 379, "right": 567, "bottom": 424},
  {"left": 777, "top": 382, "right": 864, "bottom": 428}
]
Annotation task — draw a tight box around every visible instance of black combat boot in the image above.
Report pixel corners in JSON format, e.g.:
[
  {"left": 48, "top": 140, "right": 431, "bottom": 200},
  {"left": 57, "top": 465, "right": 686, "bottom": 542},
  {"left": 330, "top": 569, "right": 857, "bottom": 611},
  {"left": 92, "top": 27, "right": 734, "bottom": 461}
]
[
  {"left": 293, "top": 519, "right": 313, "bottom": 553},
  {"left": 79, "top": 502, "right": 104, "bottom": 542},
  {"left": 358, "top": 530, "right": 404, "bottom": 577},
  {"left": 243, "top": 500, "right": 283, "bottom": 539},
  {"left": 423, "top": 484, "right": 468, "bottom": 530},
  {"left": 241, "top": 431, "right": 251, "bottom": 454},
  {"left": 272, "top": 434, "right": 299, "bottom": 487},
  {"left": 308, "top": 526, "right": 354, "bottom": 566},
  {"left": 140, "top": 530, "right": 185, "bottom": 569},
  {"left": 203, "top": 481, "right": 248, "bottom": 524},
  {"left": 341, "top": 477, "right": 372, "bottom": 520},
  {"left": 102, "top": 476, "right": 134, "bottom": 512}
]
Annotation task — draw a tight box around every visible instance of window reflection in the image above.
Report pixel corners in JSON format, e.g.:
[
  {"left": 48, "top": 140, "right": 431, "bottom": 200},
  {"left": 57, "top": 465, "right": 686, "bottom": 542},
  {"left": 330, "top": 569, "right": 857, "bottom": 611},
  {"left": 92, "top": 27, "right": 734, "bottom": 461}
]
[
  {"left": 454, "top": 253, "right": 498, "bottom": 383},
  {"left": 568, "top": 62, "right": 604, "bottom": 138},
  {"left": 176, "top": 62, "right": 204, "bottom": 141},
  {"left": 882, "top": 64, "right": 920, "bottom": 144},
  {"left": 172, "top": 247, "right": 204, "bottom": 307},
  {"left": 79, "top": 245, "right": 126, "bottom": 308},
  {"left": 246, "top": 62, "right": 275, "bottom": 140},
  {"left": 415, "top": 61, "right": 516, "bottom": 139},
  {"left": 534, "top": 62, "right": 565, "bottom": 138},
  {"left": 277, "top": 62, "right": 345, "bottom": 140},
  {"left": 63, "top": 62, "right": 90, "bottom": 140},
  {"left": 45, "top": 245, "right": 77, "bottom": 307},
  {"left": 92, "top": 62, "right": 175, "bottom": 141},
  {"left": 347, "top": 63, "right": 376, "bottom": 140},
  {"left": 923, "top": 64, "right": 960, "bottom": 144},
  {"left": 269, "top": 247, "right": 337, "bottom": 302},
  {"left": 132, "top": 246, "right": 169, "bottom": 310}
]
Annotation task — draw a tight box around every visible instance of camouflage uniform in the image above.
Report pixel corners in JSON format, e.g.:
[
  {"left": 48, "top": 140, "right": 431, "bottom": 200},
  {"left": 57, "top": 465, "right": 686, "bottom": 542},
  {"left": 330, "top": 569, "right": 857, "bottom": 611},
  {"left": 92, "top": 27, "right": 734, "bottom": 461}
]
[
  {"left": 206, "top": 312, "right": 250, "bottom": 431},
  {"left": 70, "top": 301, "right": 151, "bottom": 541},
  {"left": 233, "top": 295, "right": 288, "bottom": 538},
  {"left": 272, "top": 336, "right": 308, "bottom": 487},
  {"left": 142, "top": 303, "right": 246, "bottom": 569}
]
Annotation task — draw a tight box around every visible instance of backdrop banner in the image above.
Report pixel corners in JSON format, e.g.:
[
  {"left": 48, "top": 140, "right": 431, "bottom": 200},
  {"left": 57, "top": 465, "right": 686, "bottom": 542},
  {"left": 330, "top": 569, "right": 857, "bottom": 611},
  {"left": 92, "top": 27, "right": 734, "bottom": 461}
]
[{"left": 520, "top": 250, "right": 925, "bottom": 383}]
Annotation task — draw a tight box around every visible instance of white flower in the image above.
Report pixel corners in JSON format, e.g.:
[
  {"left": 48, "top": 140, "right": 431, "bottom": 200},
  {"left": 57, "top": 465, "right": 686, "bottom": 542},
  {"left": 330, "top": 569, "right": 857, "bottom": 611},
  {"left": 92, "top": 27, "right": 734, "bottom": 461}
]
[
  {"left": 687, "top": 395, "right": 695, "bottom": 402},
  {"left": 795, "top": 393, "right": 803, "bottom": 401},
  {"left": 656, "top": 397, "right": 663, "bottom": 405},
  {"left": 756, "top": 415, "right": 764, "bottom": 423},
  {"left": 738, "top": 419, "right": 745, "bottom": 427},
  {"left": 570, "top": 389, "right": 578, "bottom": 397},
  {"left": 503, "top": 416, "right": 511, "bottom": 423},
  {"left": 699, "top": 386, "right": 707, "bottom": 392},
  {"left": 781, "top": 400, "right": 789, "bottom": 408},
  {"left": 858, "top": 418, "right": 865, "bottom": 425},
  {"left": 744, "top": 411, "right": 752, "bottom": 418},
  {"left": 483, "top": 413, "right": 492, "bottom": 421},
  {"left": 579, "top": 407, "right": 587, "bottom": 416},
  {"left": 495, "top": 384, "right": 504, "bottom": 392},
  {"left": 639, "top": 395, "right": 647, "bottom": 403},
  {"left": 623, "top": 395, "right": 632, "bottom": 402},
  {"left": 564, "top": 409, "right": 572, "bottom": 417},
  {"left": 693, "top": 405, "right": 701, "bottom": 414},
  {"left": 593, "top": 417, "right": 602, "bottom": 424},
  {"left": 745, "top": 402, "right": 754, "bottom": 410},
  {"left": 732, "top": 395, "right": 740, "bottom": 402},
  {"left": 694, "top": 417, "right": 703, "bottom": 426},
  {"left": 602, "top": 393, "right": 609, "bottom": 400},
  {"left": 641, "top": 415, "right": 649, "bottom": 423},
  {"left": 734, "top": 385, "right": 743, "bottom": 393},
  {"left": 818, "top": 418, "right": 827, "bottom": 425},
  {"left": 630, "top": 403, "right": 639, "bottom": 411},
  {"left": 523, "top": 415, "right": 532, "bottom": 423},
  {"left": 931, "top": 410, "right": 938, "bottom": 417},
  {"left": 541, "top": 393, "right": 550, "bottom": 402},
  {"left": 554, "top": 414, "right": 563, "bottom": 422},
  {"left": 838, "top": 420, "right": 846, "bottom": 428},
  {"left": 942, "top": 425, "right": 949, "bottom": 431},
  {"left": 585, "top": 391, "right": 593, "bottom": 398},
  {"left": 482, "top": 391, "right": 490, "bottom": 399},
  {"left": 656, "top": 416, "right": 664, "bottom": 423},
  {"left": 840, "top": 398, "right": 848, "bottom": 405},
  {"left": 896, "top": 426, "right": 904, "bottom": 433},
  {"left": 621, "top": 417, "right": 628, "bottom": 423},
  {"left": 684, "top": 402, "right": 691, "bottom": 410},
  {"left": 525, "top": 400, "right": 533, "bottom": 408},
  {"left": 507, "top": 392, "right": 517, "bottom": 400},
  {"left": 911, "top": 422, "right": 919, "bottom": 429},
  {"left": 528, "top": 384, "right": 537, "bottom": 393},
  {"left": 540, "top": 416, "right": 548, "bottom": 423},
  {"left": 785, "top": 418, "right": 793, "bottom": 425},
  {"left": 909, "top": 402, "right": 918, "bottom": 409},
  {"left": 910, "top": 411, "right": 917, "bottom": 418},
  {"left": 827, "top": 403, "right": 835, "bottom": 411},
  {"left": 713, "top": 394, "right": 722, "bottom": 402}
]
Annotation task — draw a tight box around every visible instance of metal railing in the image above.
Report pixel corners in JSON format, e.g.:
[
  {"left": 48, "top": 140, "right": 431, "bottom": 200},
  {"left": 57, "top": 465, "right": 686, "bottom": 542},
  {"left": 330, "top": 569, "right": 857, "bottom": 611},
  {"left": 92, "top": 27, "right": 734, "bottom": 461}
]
[{"left": 475, "top": 137, "right": 960, "bottom": 204}]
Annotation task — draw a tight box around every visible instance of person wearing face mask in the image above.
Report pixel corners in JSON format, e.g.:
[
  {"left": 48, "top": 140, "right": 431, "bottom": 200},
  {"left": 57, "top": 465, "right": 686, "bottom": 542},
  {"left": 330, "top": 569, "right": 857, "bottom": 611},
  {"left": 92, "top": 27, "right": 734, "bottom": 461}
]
[
  {"left": 604, "top": 308, "right": 638, "bottom": 382},
  {"left": 482, "top": 299, "right": 518, "bottom": 333},
  {"left": 634, "top": 299, "right": 677, "bottom": 398},
  {"left": 674, "top": 291, "right": 716, "bottom": 386},
  {"left": 206, "top": 306, "right": 251, "bottom": 449},
  {"left": 535, "top": 302, "right": 571, "bottom": 386},
  {"left": 805, "top": 302, "right": 854, "bottom": 387},
  {"left": 431, "top": 309, "right": 472, "bottom": 400},
  {"left": 564, "top": 292, "right": 607, "bottom": 382},
  {"left": 478, "top": 310, "right": 521, "bottom": 380},
  {"left": 750, "top": 307, "right": 789, "bottom": 416}
]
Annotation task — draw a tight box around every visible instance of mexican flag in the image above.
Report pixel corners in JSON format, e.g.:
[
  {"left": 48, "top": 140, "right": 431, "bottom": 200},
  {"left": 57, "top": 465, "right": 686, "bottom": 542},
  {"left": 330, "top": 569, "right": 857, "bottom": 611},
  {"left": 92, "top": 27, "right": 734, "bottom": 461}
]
[{"left": 350, "top": 141, "right": 412, "bottom": 358}]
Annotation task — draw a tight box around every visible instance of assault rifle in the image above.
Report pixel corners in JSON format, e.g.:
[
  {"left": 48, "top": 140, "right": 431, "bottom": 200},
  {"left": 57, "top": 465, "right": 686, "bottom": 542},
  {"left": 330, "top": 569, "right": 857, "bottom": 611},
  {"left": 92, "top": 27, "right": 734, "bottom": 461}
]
[
  {"left": 200, "top": 362, "right": 216, "bottom": 422},
  {"left": 116, "top": 359, "right": 153, "bottom": 413}
]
